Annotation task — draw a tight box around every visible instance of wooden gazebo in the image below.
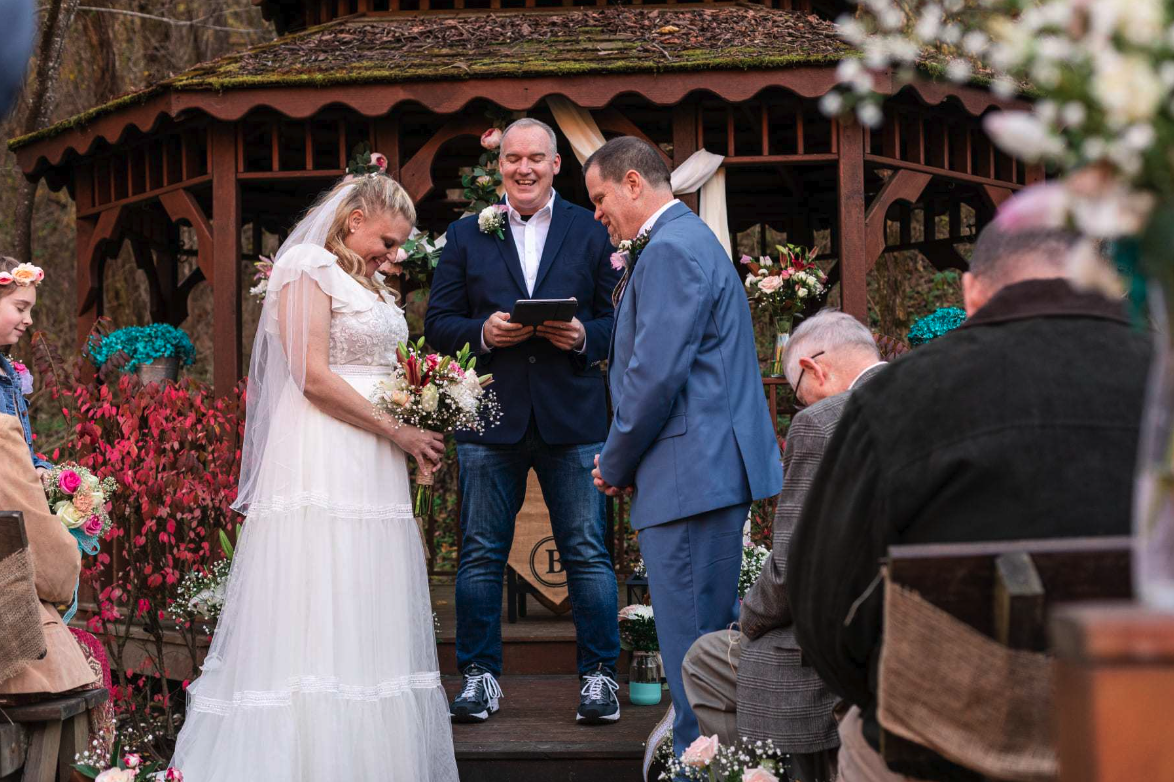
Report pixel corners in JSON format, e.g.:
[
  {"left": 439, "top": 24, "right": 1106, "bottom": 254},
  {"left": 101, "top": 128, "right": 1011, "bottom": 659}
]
[{"left": 9, "top": 0, "right": 1039, "bottom": 397}]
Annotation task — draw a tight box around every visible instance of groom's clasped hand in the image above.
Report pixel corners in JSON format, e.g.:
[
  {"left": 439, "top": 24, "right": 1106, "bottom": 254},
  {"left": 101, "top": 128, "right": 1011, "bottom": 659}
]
[{"left": 592, "top": 454, "right": 631, "bottom": 498}]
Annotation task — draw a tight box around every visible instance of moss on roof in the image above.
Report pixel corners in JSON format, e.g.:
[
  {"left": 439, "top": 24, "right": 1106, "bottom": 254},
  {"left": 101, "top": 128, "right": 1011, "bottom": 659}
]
[{"left": 10, "top": 6, "right": 851, "bottom": 150}]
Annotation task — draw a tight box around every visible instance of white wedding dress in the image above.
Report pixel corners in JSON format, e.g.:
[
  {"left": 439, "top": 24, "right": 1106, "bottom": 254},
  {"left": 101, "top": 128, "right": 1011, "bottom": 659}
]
[{"left": 170, "top": 244, "right": 458, "bottom": 780}]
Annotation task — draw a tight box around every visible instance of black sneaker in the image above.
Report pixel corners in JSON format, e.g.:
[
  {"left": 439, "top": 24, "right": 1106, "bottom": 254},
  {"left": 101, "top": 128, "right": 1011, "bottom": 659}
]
[
  {"left": 450, "top": 664, "right": 502, "bottom": 723},
  {"left": 577, "top": 665, "right": 620, "bottom": 724}
]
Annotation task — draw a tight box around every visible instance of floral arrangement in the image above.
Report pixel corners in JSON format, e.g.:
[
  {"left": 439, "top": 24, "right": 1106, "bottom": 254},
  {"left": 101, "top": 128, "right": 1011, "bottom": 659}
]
[
  {"left": 74, "top": 739, "right": 182, "bottom": 781},
  {"left": 45, "top": 462, "right": 118, "bottom": 544},
  {"left": 738, "top": 542, "right": 770, "bottom": 600},
  {"left": 248, "top": 255, "right": 273, "bottom": 302},
  {"left": 478, "top": 203, "right": 508, "bottom": 240},
  {"left": 618, "top": 604, "right": 659, "bottom": 652},
  {"left": 611, "top": 230, "right": 651, "bottom": 272},
  {"left": 907, "top": 307, "right": 967, "bottom": 347},
  {"left": 344, "top": 141, "right": 388, "bottom": 179},
  {"left": 397, "top": 231, "right": 445, "bottom": 287},
  {"left": 370, "top": 339, "right": 501, "bottom": 515},
  {"left": 167, "top": 531, "right": 235, "bottom": 624},
  {"left": 87, "top": 324, "right": 196, "bottom": 374},
  {"left": 0, "top": 262, "right": 44, "bottom": 288},
  {"left": 821, "top": 0, "right": 1169, "bottom": 252},
  {"left": 463, "top": 112, "right": 510, "bottom": 214},
  {"left": 740, "top": 244, "right": 828, "bottom": 322},
  {"left": 658, "top": 735, "right": 789, "bottom": 782}
]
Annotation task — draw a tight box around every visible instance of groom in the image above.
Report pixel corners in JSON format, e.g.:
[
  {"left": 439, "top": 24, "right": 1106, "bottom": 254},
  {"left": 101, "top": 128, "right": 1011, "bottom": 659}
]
[{"left": 585, "top": 137, "right": 783, "bottom": 757}]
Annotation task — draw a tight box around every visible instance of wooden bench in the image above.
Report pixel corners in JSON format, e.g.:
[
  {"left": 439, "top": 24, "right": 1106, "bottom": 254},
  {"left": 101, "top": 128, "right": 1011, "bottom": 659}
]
[
  {"left": 0, "top": 511, "right": 109, "bottom": 782},
  {"left": 880, "top": 536, "right": 1133, "bottom": 781}
]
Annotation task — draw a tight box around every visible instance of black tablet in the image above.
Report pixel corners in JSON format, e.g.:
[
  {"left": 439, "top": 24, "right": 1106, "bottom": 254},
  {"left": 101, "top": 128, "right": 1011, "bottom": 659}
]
[{"left": 511, "top": 298, "right": 578, "bottom": 327}]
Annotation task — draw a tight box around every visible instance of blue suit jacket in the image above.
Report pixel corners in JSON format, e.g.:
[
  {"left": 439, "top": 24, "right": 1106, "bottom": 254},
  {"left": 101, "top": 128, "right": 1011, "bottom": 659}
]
[
  {"left": 599, "top": 202, "right": 783, "bottom": 529},
  {"left": 425, "top": 193, "right": 621, "bottom": 445}
]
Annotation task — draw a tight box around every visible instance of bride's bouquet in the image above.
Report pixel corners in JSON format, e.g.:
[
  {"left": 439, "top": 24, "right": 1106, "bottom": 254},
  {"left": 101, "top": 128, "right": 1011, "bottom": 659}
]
[{"left": 370, "top": 338, "right": 501, "bottom": 516}]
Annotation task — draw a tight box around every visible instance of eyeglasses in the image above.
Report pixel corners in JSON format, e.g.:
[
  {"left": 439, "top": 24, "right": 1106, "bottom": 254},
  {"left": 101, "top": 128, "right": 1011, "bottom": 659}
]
[{"left": 792, "top": 350, "right": 825, "bottom": 410}]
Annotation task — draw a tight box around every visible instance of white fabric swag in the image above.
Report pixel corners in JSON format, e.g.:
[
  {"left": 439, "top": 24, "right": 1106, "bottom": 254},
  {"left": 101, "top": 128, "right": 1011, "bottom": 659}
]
[{"left": 545, "top": 96, "right": 732, "bottom": 256}]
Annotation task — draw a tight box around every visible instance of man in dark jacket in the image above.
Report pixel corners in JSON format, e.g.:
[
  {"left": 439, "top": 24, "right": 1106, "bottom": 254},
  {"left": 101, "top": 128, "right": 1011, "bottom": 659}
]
[{"left": 787, "top": 214, "right": 1151, "bottom": 782}]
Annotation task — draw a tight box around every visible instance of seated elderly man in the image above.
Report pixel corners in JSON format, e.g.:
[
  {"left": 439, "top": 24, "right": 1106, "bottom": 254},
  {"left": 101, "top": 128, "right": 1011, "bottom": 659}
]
[
  {"left": 682, "top": 309, "right": 885, "bottom": 782},
  {"left": 788, "top": 207, "right": 1151, "bottom": 781}
]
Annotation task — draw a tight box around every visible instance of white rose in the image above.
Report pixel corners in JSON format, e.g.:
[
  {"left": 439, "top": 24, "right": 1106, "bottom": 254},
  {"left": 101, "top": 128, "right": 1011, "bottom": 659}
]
[
  {"left": 420, "top": 384, "right": 439, "bottom": 413},
  {"left": 797, "top": 287, "right": 809, "bottom": 299},
  {"left": 54, "top": 501, "right": 85, "bottom": 529},
  {"left": 1093, "top": 53, "right": 1162, "bottom": 128},
  {"left": 95, "top": 770, "right": 137, "bottom": 782}
]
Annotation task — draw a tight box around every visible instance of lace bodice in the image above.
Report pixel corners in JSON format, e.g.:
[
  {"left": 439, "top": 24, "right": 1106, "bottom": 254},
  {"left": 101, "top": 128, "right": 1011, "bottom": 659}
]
[{"left": 329, "top": 298, "right": 408, "bottom": 366}]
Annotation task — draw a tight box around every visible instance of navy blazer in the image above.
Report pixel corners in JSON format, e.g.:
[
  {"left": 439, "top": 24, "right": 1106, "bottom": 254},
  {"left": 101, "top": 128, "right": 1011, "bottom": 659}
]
[
  {"left": 600, "top": 202, "right": 783, "bottom": 529},
  {"left": 425, "top": 193, "right": 621, "bottom": 446}
]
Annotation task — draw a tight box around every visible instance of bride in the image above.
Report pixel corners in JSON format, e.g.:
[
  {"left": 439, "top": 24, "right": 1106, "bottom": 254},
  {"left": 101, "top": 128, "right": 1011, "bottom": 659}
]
[{"left": 170, "top": 173, "right": 458, "bottom": 780}]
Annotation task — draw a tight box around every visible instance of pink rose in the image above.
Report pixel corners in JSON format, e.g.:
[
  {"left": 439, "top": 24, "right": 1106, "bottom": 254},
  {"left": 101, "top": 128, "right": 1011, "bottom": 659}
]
[
  {"left": 744, "top": 768, "right": 779, "bottom": 782},
  {"left": 369, "top": 152, "right": 388, "bottom": 171},
  {"left": 396, "top": 247, "right": 408, "bottom": 263},
  {"left": 95, "top": 770, "right": 136, "bottom": 782},
  {"left": 610, "top": 252, "right": 628, "bottom": 272},
  {"left": 757, "top": 275, "right": 783, "bottom": 293},
  {"left": 0, "top": 272, "right": 12, "bottom": 286},
  {"left": 739, "top": 254, "right": 753, "bottom": 265},
  {"left": 681, "top": 734, "right": 719, "bottom": 767},
  {"left": 11, "top": 360, "right": 26, "bottom": 373},
  {"left": 58, "top": 470, "right": 82, "bottom": 495},
  {"left": 123, "top": 753, "right": 141, "bottom": 769},
  {"left": 166, "top": 769, "right": 185, "bottom": 782},
  {"left": 83, "top": 515, "right": 104, "bottom": 537},
  {"left": 481, "top": 128, "right": 503, "bottom": 150},
  {"left": 780, "top": 268, "right": 792, "bottom": 279}
]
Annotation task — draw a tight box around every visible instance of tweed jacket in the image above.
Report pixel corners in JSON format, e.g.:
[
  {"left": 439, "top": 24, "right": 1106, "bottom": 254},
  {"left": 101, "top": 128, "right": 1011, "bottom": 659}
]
[
  {"left": 735, "top": 363, "right": 886, "bottom": 750},
  {"left": 0, "top": 415, "right": 96, "bottom": 697}
]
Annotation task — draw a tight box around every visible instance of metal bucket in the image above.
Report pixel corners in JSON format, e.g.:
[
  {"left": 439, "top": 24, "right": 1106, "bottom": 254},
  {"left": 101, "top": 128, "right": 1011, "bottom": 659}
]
[{"left": 136, "top": 356, "right": 180, "bottom": 384}]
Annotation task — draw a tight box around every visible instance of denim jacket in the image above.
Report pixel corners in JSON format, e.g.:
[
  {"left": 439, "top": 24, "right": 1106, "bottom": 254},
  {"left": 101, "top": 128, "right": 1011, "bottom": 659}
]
[{"left": 0, "top": 351, "right": 52, "bottom": 471}]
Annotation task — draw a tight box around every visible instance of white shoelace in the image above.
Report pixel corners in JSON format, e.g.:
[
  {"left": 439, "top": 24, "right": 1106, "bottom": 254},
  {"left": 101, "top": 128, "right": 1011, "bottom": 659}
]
[
  {"left": 580, "top": 671, "right": 618, "bottom": 702},
  {"left": 460, "top": 670, "right": 503, "bottom": 702}
]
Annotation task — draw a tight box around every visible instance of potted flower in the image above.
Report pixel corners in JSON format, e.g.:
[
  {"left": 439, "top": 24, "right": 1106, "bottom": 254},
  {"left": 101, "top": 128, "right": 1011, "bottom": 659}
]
[
  {"left": 618, "top": 603, "right": 661, "bottom": 706},
  {"left": 87, "top": 324, "right": 196, "bottom": 383},
  {"left": 740, "top": 244, "right": 827, "bottom": 376}
]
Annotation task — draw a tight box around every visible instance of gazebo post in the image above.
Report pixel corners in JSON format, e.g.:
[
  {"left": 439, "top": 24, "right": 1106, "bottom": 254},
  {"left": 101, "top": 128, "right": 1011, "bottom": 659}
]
[
  {"left": 836, "top": 119, "right": 868, "bottom": 322},
  {"left": 672, "top": 103, "right": 699, "bottom": 214},
  {"left": 211, "top": 122, "right": 242, "bottom": 397}
]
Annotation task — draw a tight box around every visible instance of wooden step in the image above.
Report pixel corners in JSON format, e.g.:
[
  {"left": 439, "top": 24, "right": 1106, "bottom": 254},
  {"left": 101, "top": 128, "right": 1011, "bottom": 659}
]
[{"left": 446, "top": 674, "right": 667, "bottom": 782}]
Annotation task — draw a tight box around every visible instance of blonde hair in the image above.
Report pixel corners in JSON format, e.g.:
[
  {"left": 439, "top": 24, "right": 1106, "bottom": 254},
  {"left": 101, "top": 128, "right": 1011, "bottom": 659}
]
[{"left": 308, "top": 174, "right": 416, "bottom": 295}]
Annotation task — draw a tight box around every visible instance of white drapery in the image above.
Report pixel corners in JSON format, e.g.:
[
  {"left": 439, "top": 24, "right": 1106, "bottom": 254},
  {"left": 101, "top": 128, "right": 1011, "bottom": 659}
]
[{"left": 544, "top": 96, "right": 732, "bottom": 256}]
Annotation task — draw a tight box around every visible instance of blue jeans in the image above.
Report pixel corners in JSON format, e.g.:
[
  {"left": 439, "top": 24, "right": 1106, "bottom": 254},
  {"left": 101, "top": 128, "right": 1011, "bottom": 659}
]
[{"left": 455, "top": 423, "right": 620, "bottom": 677}]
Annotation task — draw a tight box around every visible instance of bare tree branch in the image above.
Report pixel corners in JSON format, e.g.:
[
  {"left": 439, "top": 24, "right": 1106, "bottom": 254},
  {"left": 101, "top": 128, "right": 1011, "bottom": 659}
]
[{"left": 75, "top": 5, "right": 266, "bottom": 33}]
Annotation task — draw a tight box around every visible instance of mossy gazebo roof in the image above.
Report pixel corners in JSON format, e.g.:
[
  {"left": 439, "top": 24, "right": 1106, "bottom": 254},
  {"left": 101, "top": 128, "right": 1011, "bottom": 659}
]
[
  {"left": 10, "top": 6, "right": 851, "bottom": 158},
  {"left": 9, "top": 2, "right": 1033, "bottom": 402}
]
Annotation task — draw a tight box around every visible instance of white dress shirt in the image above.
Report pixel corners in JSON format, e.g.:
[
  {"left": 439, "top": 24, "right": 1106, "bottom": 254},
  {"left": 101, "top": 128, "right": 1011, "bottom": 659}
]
[
  {"left": 638, "top": 198, "right": 681, "bottom": 238},
  {"left": 480, "top": 190, "right": 584, "bottom": 353},
  {"left": 849, "top": 361, "right": 887, "bottom": 390}
]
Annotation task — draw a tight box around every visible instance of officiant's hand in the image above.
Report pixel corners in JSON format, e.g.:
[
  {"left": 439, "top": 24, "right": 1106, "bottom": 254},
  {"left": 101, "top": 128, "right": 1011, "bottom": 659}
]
[
  {"left": 484, "top": 311, "right": 534, "bottom": 348},
  {"left": 592, "top": 454, "right": 632, "bottom": 497},
  {"left": 537, "top": 318, "right": 585, "bottom": 352}
]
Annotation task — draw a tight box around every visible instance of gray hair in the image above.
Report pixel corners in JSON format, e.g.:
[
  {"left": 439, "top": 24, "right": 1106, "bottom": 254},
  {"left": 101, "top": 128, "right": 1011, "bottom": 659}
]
[
  {"left": 582, "top": 136, "right": 672, "bottom": 190},
  {"left": 782, "top": 309, "right": 880, "bottom": 388},
  {"left": 968, "top": 223, "right": 1082, "bottom": 282},
  {"left": 500, "top": 118, "right": 558, "bottom": 157}
]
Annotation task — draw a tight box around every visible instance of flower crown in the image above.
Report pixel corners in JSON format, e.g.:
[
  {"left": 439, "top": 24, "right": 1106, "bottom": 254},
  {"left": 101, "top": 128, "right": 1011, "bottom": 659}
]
[{"left": 0, "top": 263, "right": 45, "bottom": 288}]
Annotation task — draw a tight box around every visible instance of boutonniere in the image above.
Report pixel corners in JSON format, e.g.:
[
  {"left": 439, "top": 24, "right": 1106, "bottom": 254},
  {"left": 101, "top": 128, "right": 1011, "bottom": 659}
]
[
  {"left": 3, "top": 354, "right": 33, "bottom": 395},
  {"left": 478, "top": 203, "right": 509, "bottom": 241},
  {"left": 609, "top": 230, "right": 651, "bottom": 272}
]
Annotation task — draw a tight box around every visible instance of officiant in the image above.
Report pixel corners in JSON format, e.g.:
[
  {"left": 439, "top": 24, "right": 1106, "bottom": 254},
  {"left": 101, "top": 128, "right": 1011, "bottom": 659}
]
[{"left": 425, "top": 118, "right": 624, "bottom": 726}]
